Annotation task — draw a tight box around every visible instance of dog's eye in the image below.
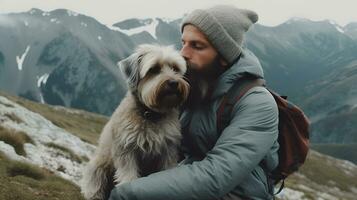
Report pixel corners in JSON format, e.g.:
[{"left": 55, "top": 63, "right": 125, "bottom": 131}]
[
  {"left": 148, "top": 65, "right": 161, "bottom": 74},
  {"left": 172, "top": 66, "right": 180, "bottom": 73}
]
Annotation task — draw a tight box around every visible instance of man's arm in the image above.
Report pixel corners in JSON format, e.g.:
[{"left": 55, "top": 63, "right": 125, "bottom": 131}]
[{"left": 109, "top": 87, "right": 279, "bottom": 200}]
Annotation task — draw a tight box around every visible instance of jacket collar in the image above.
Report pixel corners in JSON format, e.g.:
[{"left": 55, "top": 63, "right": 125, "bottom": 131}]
[{"left": 210, "top": 48, "right": 264, "bottom": 100}]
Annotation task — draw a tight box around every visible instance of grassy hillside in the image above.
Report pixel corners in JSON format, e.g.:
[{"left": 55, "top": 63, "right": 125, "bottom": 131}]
[
  {"left": 283, "top": 150, "right": 357, "bottom": 199},
  {"left": 0, "top": 91, "right": 109, "bottom": 200},
  {"left": 0, "top": 151, "right": 85, "bottom": 200},
  {"left": 0, "top": 91, "right": 108, "bottom": 145}
]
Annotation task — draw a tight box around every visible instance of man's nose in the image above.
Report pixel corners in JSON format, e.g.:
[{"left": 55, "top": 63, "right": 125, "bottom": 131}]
[{"left": 180, "top": 44, "right": 190, "bottom": 60}]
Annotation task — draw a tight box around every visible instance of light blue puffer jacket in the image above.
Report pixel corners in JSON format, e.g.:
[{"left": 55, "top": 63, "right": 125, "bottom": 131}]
[{"left": 109, "top": 49, "right": 279, "bottom": 200}]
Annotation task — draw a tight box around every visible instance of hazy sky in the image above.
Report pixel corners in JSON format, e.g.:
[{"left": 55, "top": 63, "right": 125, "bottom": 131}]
[{"left": 1, "top": 0, "right": 357, "bottom": 26}]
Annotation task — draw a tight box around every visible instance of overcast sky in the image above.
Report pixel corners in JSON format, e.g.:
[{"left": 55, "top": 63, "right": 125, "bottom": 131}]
[{"left": 1, "top": 0, "right": 356, "bottom": 26}]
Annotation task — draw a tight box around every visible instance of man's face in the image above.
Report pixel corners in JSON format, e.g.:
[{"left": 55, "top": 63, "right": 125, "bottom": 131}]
[
  {"left": 180, "top": 25, "right": 228, "bottom": 107},
  {"left": 180, "top": 25, "right": 227, "bottom": 76}
]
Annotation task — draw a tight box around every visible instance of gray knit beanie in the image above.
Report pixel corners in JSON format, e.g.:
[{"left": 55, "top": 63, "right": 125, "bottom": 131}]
[{"left": 181, "top": 5, "right": 258, "bottom": 64}]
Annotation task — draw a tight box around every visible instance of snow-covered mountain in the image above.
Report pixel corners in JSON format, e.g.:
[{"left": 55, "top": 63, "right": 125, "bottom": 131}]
[{"left": 0, "top": 92, "right": 357, "bottom": 200}]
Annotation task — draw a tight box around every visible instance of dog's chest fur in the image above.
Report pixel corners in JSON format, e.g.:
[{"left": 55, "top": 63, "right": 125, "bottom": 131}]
[{"left": 109, "top": 93, "right": 182, "bottom": 175}]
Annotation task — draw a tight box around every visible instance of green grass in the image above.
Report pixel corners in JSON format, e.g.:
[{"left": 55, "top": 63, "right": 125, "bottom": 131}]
[
  {"left": 0, "top": 151, "right": 85, "bottom": 200},
  {"left": 7, "top": 160, "right": 46, "bottom": 180},
  {"left": 0, "top": 91, "right": 108, "bottom": 145},
  {"left": 284, "top": 151, "right": 357, "bottom": 197},
  {"left": 0, "top": 125, "right": 34, "bottom": 156}
]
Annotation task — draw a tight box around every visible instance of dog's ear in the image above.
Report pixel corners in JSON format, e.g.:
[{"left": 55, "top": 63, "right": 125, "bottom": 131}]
[
  {"left": 118, "top": 55, "right": 133, "bottom": 79},
  {"left": 117, "top": 53, "right": 141, "bottom": 90}
]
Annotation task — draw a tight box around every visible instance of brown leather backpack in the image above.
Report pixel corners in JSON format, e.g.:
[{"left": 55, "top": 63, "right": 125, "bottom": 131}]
[{"left": 216, "top": 75, "right": 310, "bottom": 194}]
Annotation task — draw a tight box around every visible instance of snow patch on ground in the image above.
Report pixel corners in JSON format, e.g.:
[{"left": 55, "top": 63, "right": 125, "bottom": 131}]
[
  {"left": 0, "top": 96, "right": 96, "bottom": 184},
  {"left": 276, "top": 187, "right": 307, "bottom": 200},
  {"left": 315, "top": 191, "right": 339, "bottom": 200},
  {"left": 0, "top": 141, "right": 27, "bottom": 162},
  {"left": 339, "top": 159, "right": 357, "bottom": 176}
]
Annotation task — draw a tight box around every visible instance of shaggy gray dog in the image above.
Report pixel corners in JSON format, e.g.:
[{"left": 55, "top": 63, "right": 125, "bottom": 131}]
[{"left": 80, "top": 44, "right": 190, "bottom": 200}]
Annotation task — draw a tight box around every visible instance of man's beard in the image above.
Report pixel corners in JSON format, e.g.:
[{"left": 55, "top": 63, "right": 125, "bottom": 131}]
[{"left": 183, "top": 56, "right": 226, "bottom": 109}]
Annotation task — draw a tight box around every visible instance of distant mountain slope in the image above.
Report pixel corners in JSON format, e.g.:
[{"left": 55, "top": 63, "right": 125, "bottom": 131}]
[
  {"left": 0, "top": 8, "right": 133, "bottom": 115},
  {"left": 311, "top": 143, "right": 357, "bottom": 164}
]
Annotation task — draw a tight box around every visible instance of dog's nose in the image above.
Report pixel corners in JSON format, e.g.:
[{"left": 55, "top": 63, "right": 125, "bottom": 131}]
[{"left": 167, "top": 80, "right": 178, "bottom": 89}]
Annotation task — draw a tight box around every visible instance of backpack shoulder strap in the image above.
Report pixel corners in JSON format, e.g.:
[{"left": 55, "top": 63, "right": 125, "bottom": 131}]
[{"left": 216, "top": 76, "right": 265, "bottom": 134}]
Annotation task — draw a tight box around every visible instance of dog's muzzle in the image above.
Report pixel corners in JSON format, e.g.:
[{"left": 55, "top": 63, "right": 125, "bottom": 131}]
[{"left": 158, "top": 79, "right": 187, "bottom": 107}]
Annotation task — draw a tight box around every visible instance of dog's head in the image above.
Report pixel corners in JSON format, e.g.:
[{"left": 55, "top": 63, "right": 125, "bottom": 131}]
[{"left": 118, "top": 44, "right": 190, "bottom": 113}]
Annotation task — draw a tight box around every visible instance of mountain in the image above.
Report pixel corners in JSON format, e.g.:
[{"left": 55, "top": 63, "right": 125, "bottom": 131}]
[
  {"left": 345, "top": 22, "right": 357, "bottom": 40},
  {"left": 0, "top": 9, "right": 185, "bottom": 116},
  {"left": 0, "top": 91, "right": 357, "bottom": 200},
  {"left": 113, "top": 17, "right": 357, "bottom": 103},
  {"left": 0, "top": 8, "right": 134, "bottom": 115},
  {"left": 243, "top": 18, "right": 357, "bottom": 146},
  {"left": 300, "top": 59, "right": 357, "bottom": 143},
  {"left": 245, "top": 19, "right": 357, "bottom": 100}
]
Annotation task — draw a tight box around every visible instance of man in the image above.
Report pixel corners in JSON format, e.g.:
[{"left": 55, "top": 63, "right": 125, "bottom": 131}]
[{"left": 110, "top": 5, "right": 279, "bottom": 200}]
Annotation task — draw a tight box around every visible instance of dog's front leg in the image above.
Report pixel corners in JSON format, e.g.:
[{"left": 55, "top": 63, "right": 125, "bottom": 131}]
[
  {"left": 112, "top": 152, "right": 140, "bottom": 186},
  {"left": 81, "top": 154, "right": 115, "bottom": 200}
]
